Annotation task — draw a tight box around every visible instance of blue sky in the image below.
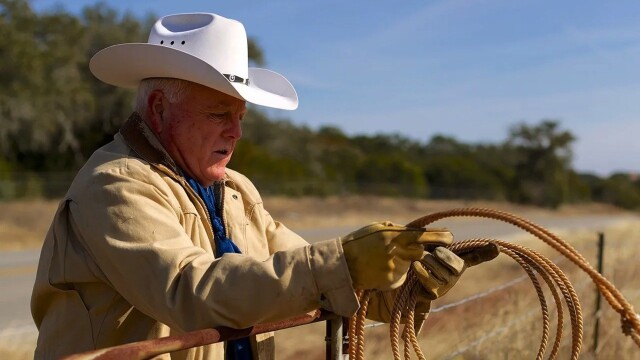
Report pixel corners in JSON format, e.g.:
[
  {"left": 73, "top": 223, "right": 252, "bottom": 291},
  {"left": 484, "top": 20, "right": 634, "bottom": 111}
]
[{"left": 31, "top": 0, "right": 640, "bottom": 176}]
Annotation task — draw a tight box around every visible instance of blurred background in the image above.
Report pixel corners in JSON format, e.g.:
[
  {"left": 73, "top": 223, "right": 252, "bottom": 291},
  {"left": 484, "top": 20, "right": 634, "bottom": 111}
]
[
  {"left": 0, "top": 0, "right": 639, "bottom": 206},
  {"left": 1, "top": 0, "right": 639, "bottom": 359}
]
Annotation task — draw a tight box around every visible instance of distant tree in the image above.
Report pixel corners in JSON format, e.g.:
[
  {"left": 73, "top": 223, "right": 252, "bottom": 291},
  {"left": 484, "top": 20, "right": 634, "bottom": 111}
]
[
  {"left": 76, "top": 4, "right": 152, "bottom": 161},
  {"left": 237, "top": 109, "right": 317, "bottom": 170},
  {"left": 1, "top": 0, "right": 89, "bottom": 169},
  {"left": 421, "top": 135, "right": 508, "bottom": 200},
  {"left": 0, "top": 1, "right": 143, "bottom": 170},
  {"left": 1, "top": 1, "right": 633, "bottom": 209},
  {"left": 349, "top": 133, "right": 428, "bottom": 196},
  {"left": 586, "top": 173, "right": 640, "bottom": 210},
  {"left": 472, "top": 143, "right": 517, "bottom": 198},
  {"left": 230, "top": 140, "right": 314, "bottom": 195},
  {"left": 355, "top": 155, "right": 427, "bottom": 197},
  {"left": 506, "top": 120, "right": 576, "bottom": 208},
  {"left": 563, "top": 171, "right": 592, "bottom": 203},
  {"left": 351, "top": 133, "right": 423, "bottom": 160},
  {"left": 311, "top": 126, "right": 364, "bottom": 192}
]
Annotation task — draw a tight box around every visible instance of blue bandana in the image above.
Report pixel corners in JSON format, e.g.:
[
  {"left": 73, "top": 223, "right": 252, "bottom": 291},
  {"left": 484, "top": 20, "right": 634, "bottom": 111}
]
[{"left": 185, "top": 174, "right": 252, "bottom": 360}]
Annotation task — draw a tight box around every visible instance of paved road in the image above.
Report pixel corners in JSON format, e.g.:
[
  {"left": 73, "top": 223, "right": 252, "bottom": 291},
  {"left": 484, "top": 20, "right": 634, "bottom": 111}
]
[
  {"left": 0, "top": 249, "right": 39, "bottom": 351},
  {"left": 0, "top": 213, "right": 636, "bottom": 350}
]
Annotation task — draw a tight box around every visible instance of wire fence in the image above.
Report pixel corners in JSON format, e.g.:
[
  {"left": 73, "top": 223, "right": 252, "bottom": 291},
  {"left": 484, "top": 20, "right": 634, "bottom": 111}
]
[
  {"left": 3, "top": 209, "right": 638, "bottom": 359},
  {"left": 353, "top": 234, "right": 639, "bottom": 359},
  {"left": 53, "top": 231, "right": 639, "bottom": 359},
  {"left": 439, "top": 276, "right": 596, "bottom": 359}
]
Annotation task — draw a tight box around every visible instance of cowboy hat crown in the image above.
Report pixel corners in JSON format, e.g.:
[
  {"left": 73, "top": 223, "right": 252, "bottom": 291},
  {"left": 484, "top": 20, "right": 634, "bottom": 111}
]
[{"left": 89, "top": 13, "right": 298, "bottom": 110}]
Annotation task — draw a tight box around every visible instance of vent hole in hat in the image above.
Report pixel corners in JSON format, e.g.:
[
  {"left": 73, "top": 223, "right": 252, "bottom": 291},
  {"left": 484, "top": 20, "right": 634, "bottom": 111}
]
[
  {"left": 181, "top": 41, "right": 185, "bottom": 45},
  {"left": 160, "top": 40, "right": 164, "bottom": 44},
  {"left": 170, "top": 41, "right": 175, "bottom": 45}
]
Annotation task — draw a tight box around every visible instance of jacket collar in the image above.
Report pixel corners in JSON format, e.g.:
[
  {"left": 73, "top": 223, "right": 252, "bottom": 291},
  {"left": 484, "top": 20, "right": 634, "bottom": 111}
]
[{"left": 120, "top": 112, "right": 181, "bottom": 174}]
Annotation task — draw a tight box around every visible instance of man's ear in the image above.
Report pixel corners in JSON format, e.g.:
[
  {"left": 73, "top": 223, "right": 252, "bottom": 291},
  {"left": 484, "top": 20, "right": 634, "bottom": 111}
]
[{"left": 147, "top": 90, "right": 166, "bottom": 134}]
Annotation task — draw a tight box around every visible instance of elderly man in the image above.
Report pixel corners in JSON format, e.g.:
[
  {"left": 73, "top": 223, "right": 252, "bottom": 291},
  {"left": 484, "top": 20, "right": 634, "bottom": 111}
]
[{"left": 31, "top": 12, "right": 497, "bottom": 360}]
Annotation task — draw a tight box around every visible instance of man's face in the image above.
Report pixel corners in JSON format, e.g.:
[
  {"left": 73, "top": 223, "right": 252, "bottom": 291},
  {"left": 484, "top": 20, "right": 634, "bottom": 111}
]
[{"left": 157, "top": 82, "right": 246, "bottom": 186}]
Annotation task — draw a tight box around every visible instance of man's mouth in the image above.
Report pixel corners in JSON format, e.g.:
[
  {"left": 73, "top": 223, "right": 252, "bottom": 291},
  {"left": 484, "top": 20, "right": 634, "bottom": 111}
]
[{"left": 215, "top": 149, "right": 229, "bottom": 155}]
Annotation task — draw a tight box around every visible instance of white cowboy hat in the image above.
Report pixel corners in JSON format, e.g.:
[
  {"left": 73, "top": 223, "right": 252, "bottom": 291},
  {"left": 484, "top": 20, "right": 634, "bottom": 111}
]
[{"left": 89, "top": 12, "right": 298, "bottom": 110}]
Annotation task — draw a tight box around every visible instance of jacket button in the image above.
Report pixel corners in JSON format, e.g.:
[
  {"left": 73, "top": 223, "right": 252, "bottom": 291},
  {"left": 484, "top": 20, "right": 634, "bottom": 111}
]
[{"left": 232, "top": 194, "right": 238, "bottom": 200}]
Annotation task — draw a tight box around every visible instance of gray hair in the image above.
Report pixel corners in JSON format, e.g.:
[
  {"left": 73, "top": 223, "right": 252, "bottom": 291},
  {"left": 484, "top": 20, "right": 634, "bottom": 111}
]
[{"left": 135, "top": 78, "right": 190, "bottom": 117}]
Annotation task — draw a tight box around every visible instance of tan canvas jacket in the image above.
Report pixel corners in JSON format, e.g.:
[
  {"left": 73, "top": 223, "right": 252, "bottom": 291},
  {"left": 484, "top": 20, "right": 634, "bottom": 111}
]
[{"left": 31, "top": 113, "right": 359, "bottom": 359}]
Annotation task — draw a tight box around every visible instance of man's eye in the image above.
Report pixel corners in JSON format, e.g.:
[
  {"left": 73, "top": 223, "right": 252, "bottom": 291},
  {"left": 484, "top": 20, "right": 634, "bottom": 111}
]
[{"left": 209, "top": 113, "right": 227, "bottom": 120}]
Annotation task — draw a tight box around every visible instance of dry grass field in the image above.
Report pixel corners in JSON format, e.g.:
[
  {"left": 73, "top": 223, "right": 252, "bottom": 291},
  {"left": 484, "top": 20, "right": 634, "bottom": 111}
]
[{"left": 0, "top": 196, "right": 639, "bottom": 359}]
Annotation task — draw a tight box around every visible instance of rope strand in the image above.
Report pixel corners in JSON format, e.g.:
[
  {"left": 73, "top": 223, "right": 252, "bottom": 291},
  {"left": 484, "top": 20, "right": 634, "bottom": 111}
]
[{"left": 348, "top": 208, "right": 639, "bottom": 359}]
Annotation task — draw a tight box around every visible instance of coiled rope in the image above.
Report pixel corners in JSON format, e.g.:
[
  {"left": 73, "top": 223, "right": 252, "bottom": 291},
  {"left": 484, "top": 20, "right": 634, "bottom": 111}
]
[{"left": 349, "top": 207, "right": 640, "bottom": 359}]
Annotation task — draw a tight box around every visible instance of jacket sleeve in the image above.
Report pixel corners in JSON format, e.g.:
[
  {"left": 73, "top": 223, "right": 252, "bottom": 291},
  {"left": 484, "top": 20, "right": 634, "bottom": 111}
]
[
  {"left": 226, "top": 169, "right": 361, "bottom": 318},
  {"left": 69, "top": 163, "right": 358, "bottom": 332},
  {"left": 257, "top": 207, "right": 364, "bottom": 318}
]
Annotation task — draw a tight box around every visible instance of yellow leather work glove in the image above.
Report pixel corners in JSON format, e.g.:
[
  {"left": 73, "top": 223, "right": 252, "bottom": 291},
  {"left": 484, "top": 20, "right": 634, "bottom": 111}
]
[
  {"left": 365, "top": 243, "right": 500, "bottom": 334},
  {"left": 413, "top": 243, "right": 501, "bottom": 300},
  {"left": 411, "top": 243, "right": 500, "bottom": 333},
  {"left": 341, "top": 222, "right": 453, "bottom": 291}
]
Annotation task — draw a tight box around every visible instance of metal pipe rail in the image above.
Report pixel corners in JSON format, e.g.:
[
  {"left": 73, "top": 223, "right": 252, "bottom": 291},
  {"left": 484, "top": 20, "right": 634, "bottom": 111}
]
[{"left": 62, "top": 310, "right": 339, "bottom": 360}]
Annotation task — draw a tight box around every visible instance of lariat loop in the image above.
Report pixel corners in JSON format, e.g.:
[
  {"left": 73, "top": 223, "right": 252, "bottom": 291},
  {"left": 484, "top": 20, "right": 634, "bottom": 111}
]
[{"left": 348, "top": 207, "right": 640, "bottom": 359}]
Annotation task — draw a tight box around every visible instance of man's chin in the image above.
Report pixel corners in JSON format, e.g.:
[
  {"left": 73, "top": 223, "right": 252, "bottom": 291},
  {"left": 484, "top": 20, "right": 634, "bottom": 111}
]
[{"left": 204, "top": 168, "right": 227, "bottom": 184}]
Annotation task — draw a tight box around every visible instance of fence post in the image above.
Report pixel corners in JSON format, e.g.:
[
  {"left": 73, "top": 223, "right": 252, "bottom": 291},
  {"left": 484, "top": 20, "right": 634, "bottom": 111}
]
[
  {"left": 326, "top": 316, "right": 344, "bottom": 359},
  {"left": 593, "top": 232, "right": 605, "bottom": 355}
]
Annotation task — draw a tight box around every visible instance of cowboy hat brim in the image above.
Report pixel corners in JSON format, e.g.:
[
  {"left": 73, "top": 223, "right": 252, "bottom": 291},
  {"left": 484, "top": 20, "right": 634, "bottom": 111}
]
[{"left": 89, "top": 43, "right": 298, "bottom": 110}]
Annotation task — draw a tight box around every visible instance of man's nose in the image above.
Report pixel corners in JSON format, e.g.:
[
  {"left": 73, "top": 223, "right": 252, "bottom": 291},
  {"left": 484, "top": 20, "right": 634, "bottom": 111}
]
[{"left": 225, "top": 117, "right": 242, "bottom": 140}]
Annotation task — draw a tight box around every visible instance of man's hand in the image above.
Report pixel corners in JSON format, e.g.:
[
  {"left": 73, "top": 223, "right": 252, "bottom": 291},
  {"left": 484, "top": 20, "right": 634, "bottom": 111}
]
[
  {"left": 414, "top": 243, "right": 501, "bottom": 300},
  {"left": 365, "top": 242, "right": 500, "bottom": 334},
  {"left": 341, "top": 222, "right": 453, "bottom": 291}
]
